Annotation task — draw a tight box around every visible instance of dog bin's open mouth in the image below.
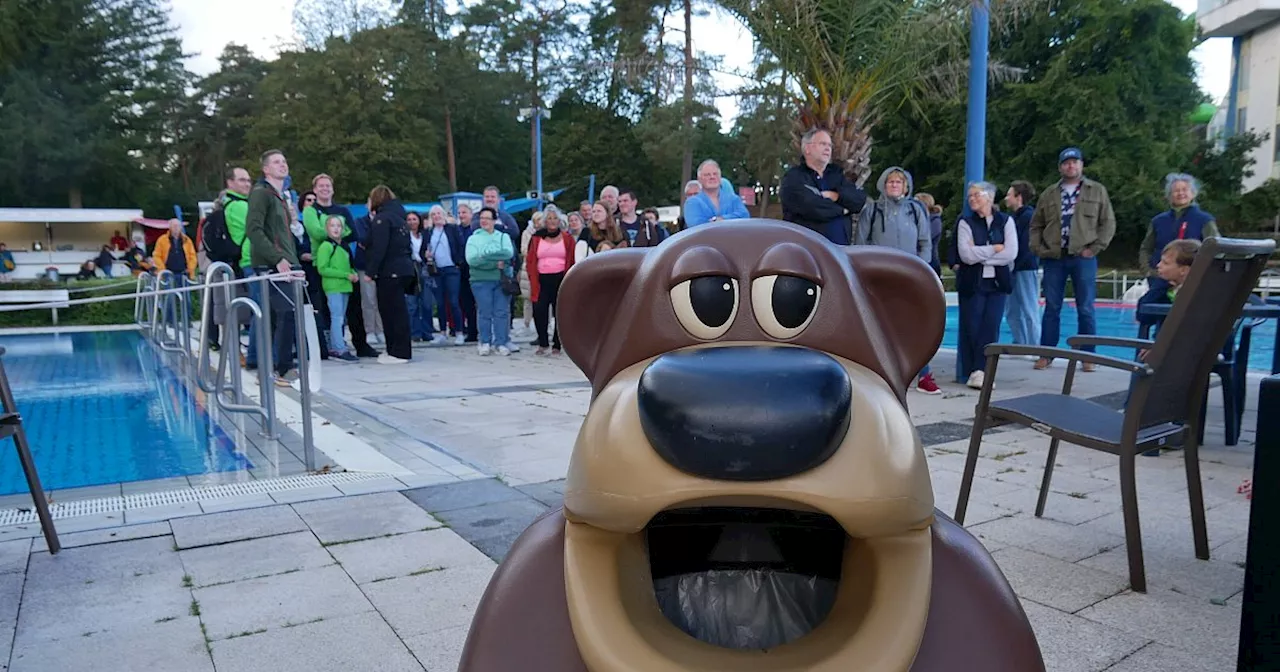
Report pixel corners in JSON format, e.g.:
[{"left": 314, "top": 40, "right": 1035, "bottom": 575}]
[{"left": 645, "top": 506, "right": 846, "bottom": 650}]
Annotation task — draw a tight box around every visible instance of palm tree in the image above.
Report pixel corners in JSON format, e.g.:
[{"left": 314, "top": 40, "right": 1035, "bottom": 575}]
[{"left": 717, "top": 0, "right": 1040, "bottom": 187}]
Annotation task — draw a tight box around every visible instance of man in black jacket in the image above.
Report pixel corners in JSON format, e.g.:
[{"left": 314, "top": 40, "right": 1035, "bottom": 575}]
[{"left": 780, "top": 128, "right": 867, "bottom": 244}]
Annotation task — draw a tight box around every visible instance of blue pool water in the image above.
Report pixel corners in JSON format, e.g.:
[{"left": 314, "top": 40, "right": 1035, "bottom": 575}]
[
  {"left": 0, "top": 330, "right": 251, "bottom": 496},
  {"left": 940, "top": 301, "right": 1277, "bottom": 373}
]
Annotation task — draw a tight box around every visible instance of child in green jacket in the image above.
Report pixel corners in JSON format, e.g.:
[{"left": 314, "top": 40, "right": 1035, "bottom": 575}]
[{"left": 315, "top": 216, "right": 360, "bottom": 361}]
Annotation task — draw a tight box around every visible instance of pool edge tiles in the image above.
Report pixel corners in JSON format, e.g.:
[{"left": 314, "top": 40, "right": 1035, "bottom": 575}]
[{"left": 0, "top": 470, "right": 404, "bottom": 528}]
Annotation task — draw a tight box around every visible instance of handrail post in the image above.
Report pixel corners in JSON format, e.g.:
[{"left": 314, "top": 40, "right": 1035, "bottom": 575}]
[
  {"left": 292, "top": 276, "right": 315, "bottom": 471},
  {"left": 0, "top": 352, "right": 60, "bottom": 554},
  {"left": 258, "top": 272, "right": 276, "bottom": 439}
]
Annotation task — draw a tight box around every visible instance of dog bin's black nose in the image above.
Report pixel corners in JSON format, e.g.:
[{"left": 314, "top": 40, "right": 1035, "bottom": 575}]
[{"left": 636, "top": 346, "right": 852, "bottom": 481}]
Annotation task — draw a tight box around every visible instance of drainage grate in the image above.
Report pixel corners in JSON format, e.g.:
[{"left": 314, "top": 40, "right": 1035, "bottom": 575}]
[{"left": 0, "top": 471, "right": 393, "bottom": 527}]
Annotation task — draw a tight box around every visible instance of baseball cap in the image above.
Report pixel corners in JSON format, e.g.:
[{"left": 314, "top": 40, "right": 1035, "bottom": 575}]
[{"left": 1059, "top": 147, "right": 1083, "bottom": 164}]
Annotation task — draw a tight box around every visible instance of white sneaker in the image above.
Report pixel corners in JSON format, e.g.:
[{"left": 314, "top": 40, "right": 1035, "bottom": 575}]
[
  {"left": 377, "top": 353, "right": 408, "bottom": 365},
  {"left": 966, "top": 370, "right": 986, "bottom": 390},
  {"left": 478, "top": 344, "right": 491, "bottom": 356},
  {"left": 505, "top": 341, "right": 520, "bottom": 353},
  {"left": 454, "top": 334, "right": 466, "bottom": 346},
  {"left": 497, "top": 346, "right": 511, "bottom": 356},
  {"left": 431, "top": 334, "right": 447, "bottom": 345}
]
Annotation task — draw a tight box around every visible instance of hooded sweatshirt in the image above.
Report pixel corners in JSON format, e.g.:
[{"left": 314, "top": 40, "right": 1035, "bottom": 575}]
[{"left": 856, "top": 166, "right": 931, "bottom": 261}]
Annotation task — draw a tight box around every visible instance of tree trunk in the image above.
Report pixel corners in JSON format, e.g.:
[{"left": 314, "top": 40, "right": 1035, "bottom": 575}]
[
  {"left": 680, "top": 0, "right": 694, "bottom": 192},
  {"left": 445, "top": 104, "right": 458, "bottom": 192},
  {"left": 68, "top": 187, "right": 82, "bottom": 209}
]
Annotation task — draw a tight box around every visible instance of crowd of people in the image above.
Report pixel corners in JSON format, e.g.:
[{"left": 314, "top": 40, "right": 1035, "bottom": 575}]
[{"left": 194, "top": 131, "right": 1218, "bottom": 391}]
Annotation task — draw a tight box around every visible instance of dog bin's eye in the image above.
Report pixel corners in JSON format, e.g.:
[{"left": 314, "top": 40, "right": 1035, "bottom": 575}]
[
  {"left": 671, "top": 275, "right": 738, "bottom": 339},
  {"left": 752, "top": 274, "right": 820, "bottom": 339}
]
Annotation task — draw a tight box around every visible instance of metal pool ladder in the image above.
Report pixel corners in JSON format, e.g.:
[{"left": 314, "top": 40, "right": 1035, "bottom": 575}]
[{"left": 0, "top": 347, "right": 59, "bottom": 553}]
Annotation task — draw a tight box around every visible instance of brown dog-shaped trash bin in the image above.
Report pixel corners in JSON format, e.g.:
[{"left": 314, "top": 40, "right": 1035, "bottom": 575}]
[{"left": 458, "top": 220, "right": 1044, "bottom": 671}]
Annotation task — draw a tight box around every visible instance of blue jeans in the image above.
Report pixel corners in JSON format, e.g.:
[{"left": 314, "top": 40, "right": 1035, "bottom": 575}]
[
  {"left": 432, "top": 266, "right": 464, "bottom": 335},
  {"left": 1040, "top": 255, "right": 1098, "bottom": 352},
  {"left": 471, "top": 280, "right": 510, "bottom": 346},
  {"left": 406, "top": 267, "right": 437, "bottom": 339},
  {"left": 326, "top": 292, "right": 349, "bottom": 353},
  {"left": 1006, "top": 270, "right": 1041, "bottom": 346},
  {"left": 959, "top": 289, "right": 1009, "bottom": 379}
]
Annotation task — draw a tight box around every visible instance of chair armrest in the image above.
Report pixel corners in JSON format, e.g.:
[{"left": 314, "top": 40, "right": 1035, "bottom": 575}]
[
  {"left": 983, "top": 344, "right": 1153, "bottom": 375},
  {"left": 1066, "top": 335, "right": 1154, "bottom": 350}
]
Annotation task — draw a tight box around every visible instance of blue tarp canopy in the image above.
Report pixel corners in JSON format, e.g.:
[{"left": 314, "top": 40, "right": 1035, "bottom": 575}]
[{"left": 338, "top": 188, "right": 569, "bottom": 220}]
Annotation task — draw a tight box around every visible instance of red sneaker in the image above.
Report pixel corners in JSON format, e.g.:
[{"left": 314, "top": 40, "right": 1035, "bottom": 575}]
[{"left": 916, "top": 373, "right": 942, "bottom": 395}]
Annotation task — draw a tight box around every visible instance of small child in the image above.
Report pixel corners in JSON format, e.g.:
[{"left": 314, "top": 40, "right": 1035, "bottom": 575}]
[
  {"left": 1139, "top": 238, "right": 1200, "bottom": 361},
  {"left": 315, "top": 215, "right": 360, "bottom": 362}
]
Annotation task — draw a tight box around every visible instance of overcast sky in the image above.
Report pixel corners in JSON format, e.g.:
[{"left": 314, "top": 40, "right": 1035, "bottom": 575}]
[{"left": 167, "top": 0, "right": 1230, "bottom": 126}]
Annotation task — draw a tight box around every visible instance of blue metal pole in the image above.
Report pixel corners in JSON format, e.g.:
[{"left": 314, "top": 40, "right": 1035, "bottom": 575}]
[
  {"left": 1226, "top": 36, "right": 1242, "bottom": 136},
  {"left": 957, "top": 0, "right": 990, "bottom": 383},
  {"left": 534, "top": 109, "right": 544, "bottom": 210},
  {"left": 588, "top": 173, "right": 596, "bottom": 205}
]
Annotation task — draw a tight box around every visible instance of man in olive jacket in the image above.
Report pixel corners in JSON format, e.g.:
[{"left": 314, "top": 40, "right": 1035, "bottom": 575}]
[
  {"left": 245, "top": 148, "right": 303, "bottom": 384},
  {"left": 1028, "top": 147, "right": 1116, "bottom": 371}
]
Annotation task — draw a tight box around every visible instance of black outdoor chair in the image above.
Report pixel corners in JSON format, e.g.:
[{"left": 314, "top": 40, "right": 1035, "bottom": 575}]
[{"left": 953, "top": 237, "right": 1276, "bottom": 593}]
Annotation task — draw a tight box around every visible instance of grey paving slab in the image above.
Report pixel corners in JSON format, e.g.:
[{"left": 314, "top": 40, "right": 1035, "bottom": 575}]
[
  {"left": 0, "top": 539, "right": 30, "bottom": 575},
  {"left": 211, "top": 612, "right": 423, "bottom": 672},
  {"left": 515, "top": 479, "right": 565, "bottom": 507},
  {"left": 1078, "top": 543, "right": 1245, "bottom": 602},
  {"left": 362, "top": 563, "right": 495, "bottom": 638},
  {"left": 121, "top": 476, "right": 194, "bottom": 496},
  {"left": 170, "top": 504, "right": 307, "bottom": 549},
  {"left": 8, "top": 615, "right": 213, "bottom": 672},
  {"left": 269, "top": 484, "right": 344, "bottom": 504},
  {"left": 1018, "top": 599, "right": 1149, "bottom": 672},
  {"left": 293, "top": 492, "right": 442, "bottom": 545},
  {"left": 24, "top": 535, "right": 183, "bottom": 590},
  {"left": 1076, "top": 588, "right": 1242, "bottom": 664},
  {"left": 1102, "top": 642, "right": 1221, "bottom": 672},
  {"left": 992, "top": 547, "right": 1129, "bottom": 613},
  {"left": 402, "top": 477, "right": 528, "bottom": 513},
  {"left": 124, "top": 501, "right": 204, "bottom": 525},
  {"left": 55, "top": 521, "right": 170, "bottom": 549},
  {"left": 16, "top": 571, "right": 194, "bottom": 642},
  {"left": 49, "top": 483, "right": 123, "bottom": 502},
  {"left": 180, "top": 531, "right": 334, "bottom": 588},
  {"left": 0, "top": 525, "right": 43, "bottom": 544},
  {"left": 431, "top": 498, "right": 550, "bottom": 563},
  {"left": 327, "top": 528, "right": 493, "bottom": 585},
  {"left": 404, "top": 624, "right": 471, "bottom": 672},
  {"left": 197, "top": 492, "right": 277, "bottom": 514},
  {"left": 0, "top": 571, "right": 23, "bottom": 626},
  {"left": 49, "top": 513, "right": 124, "bottom": 535},
  {"left": 194, "top": 564, "right": 374, "bottom": 640},
  {"left": 334, "top": 477, "right": 407, "bottom": 496},
  {"left": 969, "top": 515, "right": 1124, "bottom": 564}
]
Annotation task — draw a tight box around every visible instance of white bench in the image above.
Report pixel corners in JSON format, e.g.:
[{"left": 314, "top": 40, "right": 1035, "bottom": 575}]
[{"left": 0, "top": 290, "right": 71, "bottom": 324}]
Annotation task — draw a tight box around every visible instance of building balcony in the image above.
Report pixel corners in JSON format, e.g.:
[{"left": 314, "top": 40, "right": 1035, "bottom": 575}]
[{"left": 1199, "top": 0, "right": 1280, "bottom": 38}]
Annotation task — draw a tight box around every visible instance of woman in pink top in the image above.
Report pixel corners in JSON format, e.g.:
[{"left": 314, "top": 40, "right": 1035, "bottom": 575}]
[{"left": 525, "top": 206, "right": 576, "bottom": 355}]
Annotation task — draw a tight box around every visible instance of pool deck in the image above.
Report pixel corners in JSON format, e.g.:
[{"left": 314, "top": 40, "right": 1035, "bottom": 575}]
[{"left": 0, "top": 326, "right": 1261, "bottom": 671}]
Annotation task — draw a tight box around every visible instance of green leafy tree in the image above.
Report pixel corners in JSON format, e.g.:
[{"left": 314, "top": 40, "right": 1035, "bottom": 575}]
[{"left": 0, "top": 0, "right": 192, "bottom": 210}]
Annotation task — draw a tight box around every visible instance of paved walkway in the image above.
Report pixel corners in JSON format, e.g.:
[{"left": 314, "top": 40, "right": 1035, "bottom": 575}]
[{"left": 0, "top": 329, "right": 1260, "bottom": 671}]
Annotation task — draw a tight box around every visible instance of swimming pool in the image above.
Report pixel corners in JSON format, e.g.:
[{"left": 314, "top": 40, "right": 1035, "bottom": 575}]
[
  {"left": 0, "top": 330, "right": 251, "bottom": 496},
  {"left": 941, "top": 301, "right": 1277, "bottom": 373}
]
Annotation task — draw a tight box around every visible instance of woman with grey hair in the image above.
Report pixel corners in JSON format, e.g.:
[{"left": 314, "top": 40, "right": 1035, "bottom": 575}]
[
  {"left": 1136, "top": 173, "right": 1219, "bottom": 322},
  {"left": 525, "top": 204, "right": 576, "bottom": 355},
  {"left": 954, "top": 181, "right": 1018, "bottom": 389}
]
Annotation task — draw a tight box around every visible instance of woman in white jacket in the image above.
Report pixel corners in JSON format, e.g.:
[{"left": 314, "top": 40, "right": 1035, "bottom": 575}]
[{"left": 955, "top": 181, "right": 1018, "bottom": 389}]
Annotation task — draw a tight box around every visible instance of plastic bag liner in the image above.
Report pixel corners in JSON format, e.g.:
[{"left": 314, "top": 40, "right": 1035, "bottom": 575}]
[
  {"left": 654, "top": 569, "right": 838, "bottom": 650},
  {"left": 650, "top": 521, "right": 839, "bottom": 650}
]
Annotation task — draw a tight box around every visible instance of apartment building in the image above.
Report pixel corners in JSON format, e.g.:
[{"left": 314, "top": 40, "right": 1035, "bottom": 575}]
[{"left": 1200, "top": 0, "right": 1280, "bottom": 190}]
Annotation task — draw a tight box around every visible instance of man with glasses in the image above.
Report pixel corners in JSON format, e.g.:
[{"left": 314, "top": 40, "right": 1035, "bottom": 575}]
[{"left": 780, "top": 128, "right": 867, "bottom": 245}]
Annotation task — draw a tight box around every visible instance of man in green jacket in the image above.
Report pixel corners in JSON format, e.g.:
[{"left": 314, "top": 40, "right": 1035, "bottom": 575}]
[
  {"left": 244, "top": 148, "right": 303, "bottom": 385},
  {"left": 1028, "top": 147, "right": 1116, "bottom": 372}
]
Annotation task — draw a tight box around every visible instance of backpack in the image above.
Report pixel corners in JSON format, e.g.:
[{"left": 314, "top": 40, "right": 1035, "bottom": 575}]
[{"left": 202, "top": 207, "right": 242, "bottom": 266}]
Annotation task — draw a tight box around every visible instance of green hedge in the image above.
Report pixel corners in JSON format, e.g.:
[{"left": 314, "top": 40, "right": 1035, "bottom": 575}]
[{"left": 0, "top": 277, "right": 199, "bottom": 328}]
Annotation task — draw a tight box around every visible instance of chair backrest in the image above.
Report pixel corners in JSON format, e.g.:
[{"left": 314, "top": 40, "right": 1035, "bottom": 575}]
[{"left": 1126, "top": 237, "right": 1276, "bottom": 435}]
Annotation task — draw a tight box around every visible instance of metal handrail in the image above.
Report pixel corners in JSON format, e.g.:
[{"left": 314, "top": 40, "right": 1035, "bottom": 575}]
[
  {"left": 196, "top": 263, "right": 235, "bottom": 395},
  {"left": 0, "top": 269, "right": 318, "bottom": 472}
]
